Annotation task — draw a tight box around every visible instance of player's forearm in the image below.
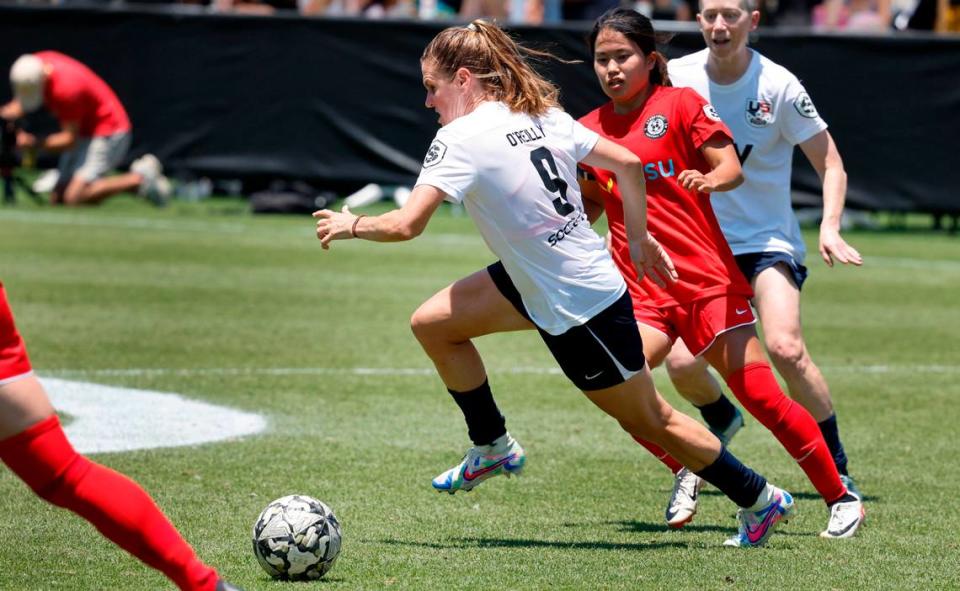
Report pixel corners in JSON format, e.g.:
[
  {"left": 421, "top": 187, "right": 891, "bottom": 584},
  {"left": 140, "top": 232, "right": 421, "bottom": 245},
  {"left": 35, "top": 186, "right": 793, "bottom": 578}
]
[
  {"left": 617, "top": 164, "right": 650, "bottom": 243},
  {"left": 353, "top": 209, "right": 430, "bottom": 242},
  {"left": 704, "top": 159, "right": 743, "bottom": 192},
  {"left": 820, "top": 165, "right": 848, "bottom": 231}
]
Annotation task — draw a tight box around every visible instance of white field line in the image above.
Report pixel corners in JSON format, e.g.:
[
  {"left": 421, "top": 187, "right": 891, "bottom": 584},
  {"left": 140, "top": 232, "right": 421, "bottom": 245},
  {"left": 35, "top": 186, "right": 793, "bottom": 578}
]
[
  {"left": 0, "top": 210, "right": 248, "bottom": 234},
  {"left": 41, "top": 378, "right": 266, "bottom": 454},
  {"left": 44, "top": 364, "right": 959, "bottom": 379},
  {"left": 0, "top": 210, "right": 484, "bottom": 245}
]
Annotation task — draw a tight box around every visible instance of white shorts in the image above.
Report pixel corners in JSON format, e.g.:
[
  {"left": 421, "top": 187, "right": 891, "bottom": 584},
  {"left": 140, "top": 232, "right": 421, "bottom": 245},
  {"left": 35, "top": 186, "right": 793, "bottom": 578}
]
[{"left": 57, "top": 132, "right": 131, "bottom": 187}]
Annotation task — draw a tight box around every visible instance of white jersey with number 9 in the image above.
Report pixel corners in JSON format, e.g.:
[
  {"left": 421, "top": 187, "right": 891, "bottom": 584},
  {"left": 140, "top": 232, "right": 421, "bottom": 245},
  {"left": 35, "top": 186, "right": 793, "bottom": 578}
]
[{"left": 415, "top": 101, "right": 626, "bottom": 335}]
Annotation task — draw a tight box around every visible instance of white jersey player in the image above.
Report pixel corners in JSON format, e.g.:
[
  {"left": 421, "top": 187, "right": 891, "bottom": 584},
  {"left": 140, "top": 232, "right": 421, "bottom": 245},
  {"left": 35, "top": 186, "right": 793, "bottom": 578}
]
[
  {"left": 314, "top": 18, "right": 797, "bottom": 548},
  {"left": 416, "top": 101, "right": 625, "bottom": 335},
  {"left": 658, "top": 0, "right": 865, "bottom": 536}
]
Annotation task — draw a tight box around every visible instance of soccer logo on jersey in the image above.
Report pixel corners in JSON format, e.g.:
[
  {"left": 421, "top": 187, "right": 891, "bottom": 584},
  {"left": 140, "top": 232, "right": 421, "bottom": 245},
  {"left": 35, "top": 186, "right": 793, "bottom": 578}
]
[
  {"left": 745, "top": 98, "right": 774, "bottom": 127},
  {"left": 644, "top": 115, "right": 668, "bottom": 139},
  {"left": 422, "top": 140, "right": 447, "bottom": 168},
  {"left": 793, "top": 92, "right": 818, "bottom": 119},
  {"left": 703, "top": 104, "right": 722, "bottom": 122}
]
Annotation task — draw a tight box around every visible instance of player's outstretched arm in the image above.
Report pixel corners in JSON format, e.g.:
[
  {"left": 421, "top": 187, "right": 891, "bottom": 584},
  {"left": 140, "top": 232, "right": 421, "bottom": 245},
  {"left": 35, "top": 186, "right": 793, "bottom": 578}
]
[
  {"left": 313, "top": 185, "right": 447, "bottom": 249},
  {"left": 800, "top": 130, "right": 862, "bottom": 267}
]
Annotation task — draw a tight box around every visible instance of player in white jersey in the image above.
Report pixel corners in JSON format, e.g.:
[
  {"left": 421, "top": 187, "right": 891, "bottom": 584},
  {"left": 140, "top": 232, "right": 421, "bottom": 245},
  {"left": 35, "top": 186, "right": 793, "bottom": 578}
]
[
  {"left": 314, "top": 19, "right": 795, "bottom": 547},
  {"left": 660, "top": 0, "right": 865, "bottom": 537}
]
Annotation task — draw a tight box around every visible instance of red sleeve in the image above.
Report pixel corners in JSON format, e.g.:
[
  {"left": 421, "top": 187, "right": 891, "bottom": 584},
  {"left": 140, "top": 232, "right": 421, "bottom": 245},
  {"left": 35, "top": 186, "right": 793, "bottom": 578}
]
[{"left": 677, "top": 87, "right": 733, "bottom": 149}]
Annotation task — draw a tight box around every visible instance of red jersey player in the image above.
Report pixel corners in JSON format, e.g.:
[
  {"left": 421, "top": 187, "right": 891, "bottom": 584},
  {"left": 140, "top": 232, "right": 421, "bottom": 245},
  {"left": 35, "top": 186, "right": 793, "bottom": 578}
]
[
  {"left": 0, "top": 282, "right": 242, "bottom": 590},
  {"left": 577, "top": 8, "right": 863, "bottom": 543}
]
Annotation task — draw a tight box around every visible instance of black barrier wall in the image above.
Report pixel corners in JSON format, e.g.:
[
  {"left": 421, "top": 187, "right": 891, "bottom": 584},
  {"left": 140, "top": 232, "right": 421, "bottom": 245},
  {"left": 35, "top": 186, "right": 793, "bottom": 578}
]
[{"left": 1, "top": 6, "right": 958, "bottom": 212}]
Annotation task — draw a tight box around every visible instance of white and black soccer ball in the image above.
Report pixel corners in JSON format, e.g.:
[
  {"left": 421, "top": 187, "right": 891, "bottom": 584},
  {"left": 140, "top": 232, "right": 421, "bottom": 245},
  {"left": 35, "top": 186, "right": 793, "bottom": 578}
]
[{"left": 251, "top": 494, "right": 342, "bottom": 580}]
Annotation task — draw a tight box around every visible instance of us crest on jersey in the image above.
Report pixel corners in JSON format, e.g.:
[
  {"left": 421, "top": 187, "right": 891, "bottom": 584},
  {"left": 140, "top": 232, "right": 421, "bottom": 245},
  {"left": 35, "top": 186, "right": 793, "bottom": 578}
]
[
  {"left": 644, "top": 115, "right": 668, "bottom": 139},
  {"left": 745, "top": 98, "right": 774, "bottom": 127}
]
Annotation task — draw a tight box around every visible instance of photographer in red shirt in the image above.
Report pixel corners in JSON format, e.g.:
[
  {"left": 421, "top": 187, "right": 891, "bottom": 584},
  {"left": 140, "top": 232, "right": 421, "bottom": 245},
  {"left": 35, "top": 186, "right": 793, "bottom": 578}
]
[{"left": 1, "top": 51, "right": 169, "bottom": 206}]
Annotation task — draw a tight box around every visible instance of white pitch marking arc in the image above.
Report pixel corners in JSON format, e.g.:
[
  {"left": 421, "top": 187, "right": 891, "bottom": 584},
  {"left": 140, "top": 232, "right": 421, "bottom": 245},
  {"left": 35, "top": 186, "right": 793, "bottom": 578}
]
[{"left": 41, "top": 377, "right": 267, "bottom": 454}]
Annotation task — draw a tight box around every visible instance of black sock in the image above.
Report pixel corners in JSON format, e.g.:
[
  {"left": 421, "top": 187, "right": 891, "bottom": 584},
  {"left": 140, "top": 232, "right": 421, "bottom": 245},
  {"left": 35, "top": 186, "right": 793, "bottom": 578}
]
[
  {"left": 818, "top": 414, "right": 849, "bottom": 476},
  {"left": 696, "top": 395, "right": 738, "bottom": 433},
  {"left": 448, "top": 380, "right": 506, "bottom": 447},
  {"left": 695, "top": 447, "right": 767, "bottom": 509},
  {"left": 828, "top": 493, "right": 858, "bottom": 507}
]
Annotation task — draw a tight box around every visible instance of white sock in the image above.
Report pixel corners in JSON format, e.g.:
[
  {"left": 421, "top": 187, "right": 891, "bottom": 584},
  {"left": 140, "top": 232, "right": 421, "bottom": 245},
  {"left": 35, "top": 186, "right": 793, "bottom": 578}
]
[
  {"left": 747, "top": 483, "right": 777, "bottom": 512},
  {"left": 482, "top": 433, "right": 513, "bottom": 454}
]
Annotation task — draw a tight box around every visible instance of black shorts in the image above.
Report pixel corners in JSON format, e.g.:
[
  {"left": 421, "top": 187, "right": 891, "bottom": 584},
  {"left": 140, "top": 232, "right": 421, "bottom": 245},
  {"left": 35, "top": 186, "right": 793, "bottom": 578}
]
[
  {"left": 735, "top": 251, "right": 808, "bottom": 290},
  {"left": 487, "top": 262, "right": 646, "bottom": 391}
]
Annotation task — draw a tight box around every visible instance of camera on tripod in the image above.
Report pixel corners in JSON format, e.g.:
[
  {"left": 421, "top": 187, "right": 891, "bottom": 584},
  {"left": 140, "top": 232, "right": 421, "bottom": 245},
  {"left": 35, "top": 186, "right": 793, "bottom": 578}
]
[{"left": 1, "top": 116, "right": 41, "bottom": 205}]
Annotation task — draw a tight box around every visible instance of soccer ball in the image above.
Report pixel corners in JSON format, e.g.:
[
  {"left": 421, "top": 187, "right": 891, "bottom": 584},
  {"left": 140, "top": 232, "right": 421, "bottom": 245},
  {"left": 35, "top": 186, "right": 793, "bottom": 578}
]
[{"left": 251, "top": 494, "right": 342, "bottom": 580}]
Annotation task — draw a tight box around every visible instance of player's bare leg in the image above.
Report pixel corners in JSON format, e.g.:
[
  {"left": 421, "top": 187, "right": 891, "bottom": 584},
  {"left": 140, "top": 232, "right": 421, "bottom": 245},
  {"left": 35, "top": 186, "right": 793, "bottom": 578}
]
[{"left": 411, "top": 269, "right": 532, "bottom": 493}]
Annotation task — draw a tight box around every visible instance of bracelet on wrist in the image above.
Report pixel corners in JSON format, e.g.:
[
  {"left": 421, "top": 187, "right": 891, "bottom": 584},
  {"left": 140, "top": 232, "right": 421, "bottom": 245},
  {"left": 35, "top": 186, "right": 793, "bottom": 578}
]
[{"left": 350, "top": 214, "right": 367, "bottom": 238}]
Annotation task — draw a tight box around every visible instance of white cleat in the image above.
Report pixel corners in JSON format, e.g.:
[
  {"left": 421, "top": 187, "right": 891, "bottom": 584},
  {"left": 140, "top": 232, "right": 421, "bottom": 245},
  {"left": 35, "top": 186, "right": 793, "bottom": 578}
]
[
  {"left": 130, "top": 153, "right": 170, "bottom": 206},
  {"left": 820, "top": 497, "right": 865, "bottom": 539},
  {"left": 665, "top": 467, "right": 703, "bottom": 528}
]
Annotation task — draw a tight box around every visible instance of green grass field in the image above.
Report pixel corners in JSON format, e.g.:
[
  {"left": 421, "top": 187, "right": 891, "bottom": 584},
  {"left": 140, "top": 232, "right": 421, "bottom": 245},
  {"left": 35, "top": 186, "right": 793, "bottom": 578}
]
[{"left": 1, "top": 196, "right": 959, "bottom": 590}]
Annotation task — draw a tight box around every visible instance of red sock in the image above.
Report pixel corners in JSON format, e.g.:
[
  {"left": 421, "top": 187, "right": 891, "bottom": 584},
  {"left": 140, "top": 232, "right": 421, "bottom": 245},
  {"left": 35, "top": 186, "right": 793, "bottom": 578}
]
[
  {"left": 631, "top": 435, "right": 683, "bottom": 474},
  {"left": 0, "top": 416, "right": 219, "bottom": 591},
  {"left": 725, "top": 362, "right": 845, "bottom": 504}
]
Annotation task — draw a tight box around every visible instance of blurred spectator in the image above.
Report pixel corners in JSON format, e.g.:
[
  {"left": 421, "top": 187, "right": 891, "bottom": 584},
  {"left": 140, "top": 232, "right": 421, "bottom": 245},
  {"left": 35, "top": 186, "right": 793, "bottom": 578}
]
[
  {"left": 211, "top": 0, "right": 297, "bottom": 14},
  {"left": 812, "top": 0, "right": 892, "bottom": 30},
  {"left": 0, "top": 52, "right": 170, "bottom": 206},
  {"left": 563, "top": 0, "right": 620, "bottom": 21},
  {"left": 634, "top": 0, "right": 693, "bottom": 20},
  {"left": 936, "top": 0, "right": 960, "bottom": 30}
]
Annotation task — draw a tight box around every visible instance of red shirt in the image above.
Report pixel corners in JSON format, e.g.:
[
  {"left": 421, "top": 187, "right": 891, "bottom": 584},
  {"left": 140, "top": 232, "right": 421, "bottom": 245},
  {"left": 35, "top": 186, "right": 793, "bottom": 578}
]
[
  {"left": 579, "top": 85, "right": 752, "bottom": 308},
  {"left": 38, "top": 51, "right": 131, "bottom": 138}
]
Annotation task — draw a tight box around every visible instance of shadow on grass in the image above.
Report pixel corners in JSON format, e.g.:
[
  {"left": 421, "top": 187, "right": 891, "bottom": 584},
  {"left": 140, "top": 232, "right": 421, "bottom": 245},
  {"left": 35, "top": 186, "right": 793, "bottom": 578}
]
[
  {"left": 699, "top": 489, "right": 822, "bottom": 501},
  {"left": 375, "top": 537, "right": 690, "bottom": 552},
  {"left": 702, "top": 489, "right": 880, "bottom": 503},
  {"left": 605, "top": 520, "right": 731, "bottom": 534}
]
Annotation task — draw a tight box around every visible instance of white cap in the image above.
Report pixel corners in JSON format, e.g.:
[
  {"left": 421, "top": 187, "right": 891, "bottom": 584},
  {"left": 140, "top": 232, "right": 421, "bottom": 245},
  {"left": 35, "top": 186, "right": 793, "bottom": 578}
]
[{"left": 10, "top": 54, "right": 45, "bottom": 113}]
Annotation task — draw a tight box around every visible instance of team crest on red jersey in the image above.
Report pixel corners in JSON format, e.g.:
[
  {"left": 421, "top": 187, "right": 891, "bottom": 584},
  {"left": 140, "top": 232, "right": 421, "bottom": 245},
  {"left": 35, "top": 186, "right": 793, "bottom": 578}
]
[
  {"left": 703, "top": 104, "right": 722, "bottom": 122},
  {"left": 745, "top": 98, "right": 774, "bottom": 127},
  {"left": 644, "top": 115, "right": 668, "bottom": 139}
]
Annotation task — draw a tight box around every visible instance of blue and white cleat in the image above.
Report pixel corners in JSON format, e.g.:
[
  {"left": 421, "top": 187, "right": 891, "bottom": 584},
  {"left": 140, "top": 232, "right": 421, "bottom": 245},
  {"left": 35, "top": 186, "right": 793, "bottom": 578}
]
[
  {"left": 710, "top": 406, "right": 745, "bottom": 447},
  {"left": 432, "top": 434, "right": 525, "bottom": 494},
  {"left": 723, "top": 485, "right": 794, "bottom": 548}
]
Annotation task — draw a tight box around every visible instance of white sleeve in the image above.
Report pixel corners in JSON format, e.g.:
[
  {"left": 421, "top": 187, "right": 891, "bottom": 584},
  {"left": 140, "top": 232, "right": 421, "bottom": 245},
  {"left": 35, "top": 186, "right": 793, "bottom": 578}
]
[
  {"left": 414, "top": 134, "right": 476, "bottom": 204},
  {"left": 570, "top": 119, "right": 600, "bottom": 162},
  {"left": 781, "top": 76, "right": 828, "bottom": 146}
]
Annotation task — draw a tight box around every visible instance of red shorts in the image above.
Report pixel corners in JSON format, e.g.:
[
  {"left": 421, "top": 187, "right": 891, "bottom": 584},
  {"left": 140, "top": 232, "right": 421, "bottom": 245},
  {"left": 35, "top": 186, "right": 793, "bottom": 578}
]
[
  {"left": 0, "top": 284, "right": 33, "bottom": 384},
  {"left": 634, "top": 294, "right": 756, "bottom": 357}
]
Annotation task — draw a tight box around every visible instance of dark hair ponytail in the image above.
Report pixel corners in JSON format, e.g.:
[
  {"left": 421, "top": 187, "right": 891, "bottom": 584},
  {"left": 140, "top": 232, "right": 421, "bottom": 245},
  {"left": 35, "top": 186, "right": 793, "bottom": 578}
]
[{"left": 588, "top": 8, "right": 673, "bottom": 87}]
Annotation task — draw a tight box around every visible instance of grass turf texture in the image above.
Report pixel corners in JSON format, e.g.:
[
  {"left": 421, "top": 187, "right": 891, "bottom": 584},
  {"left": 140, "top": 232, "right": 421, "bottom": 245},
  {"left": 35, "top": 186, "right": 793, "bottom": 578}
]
[{"left": 1, "top": 197, "right": 959, "bottom": 590}]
